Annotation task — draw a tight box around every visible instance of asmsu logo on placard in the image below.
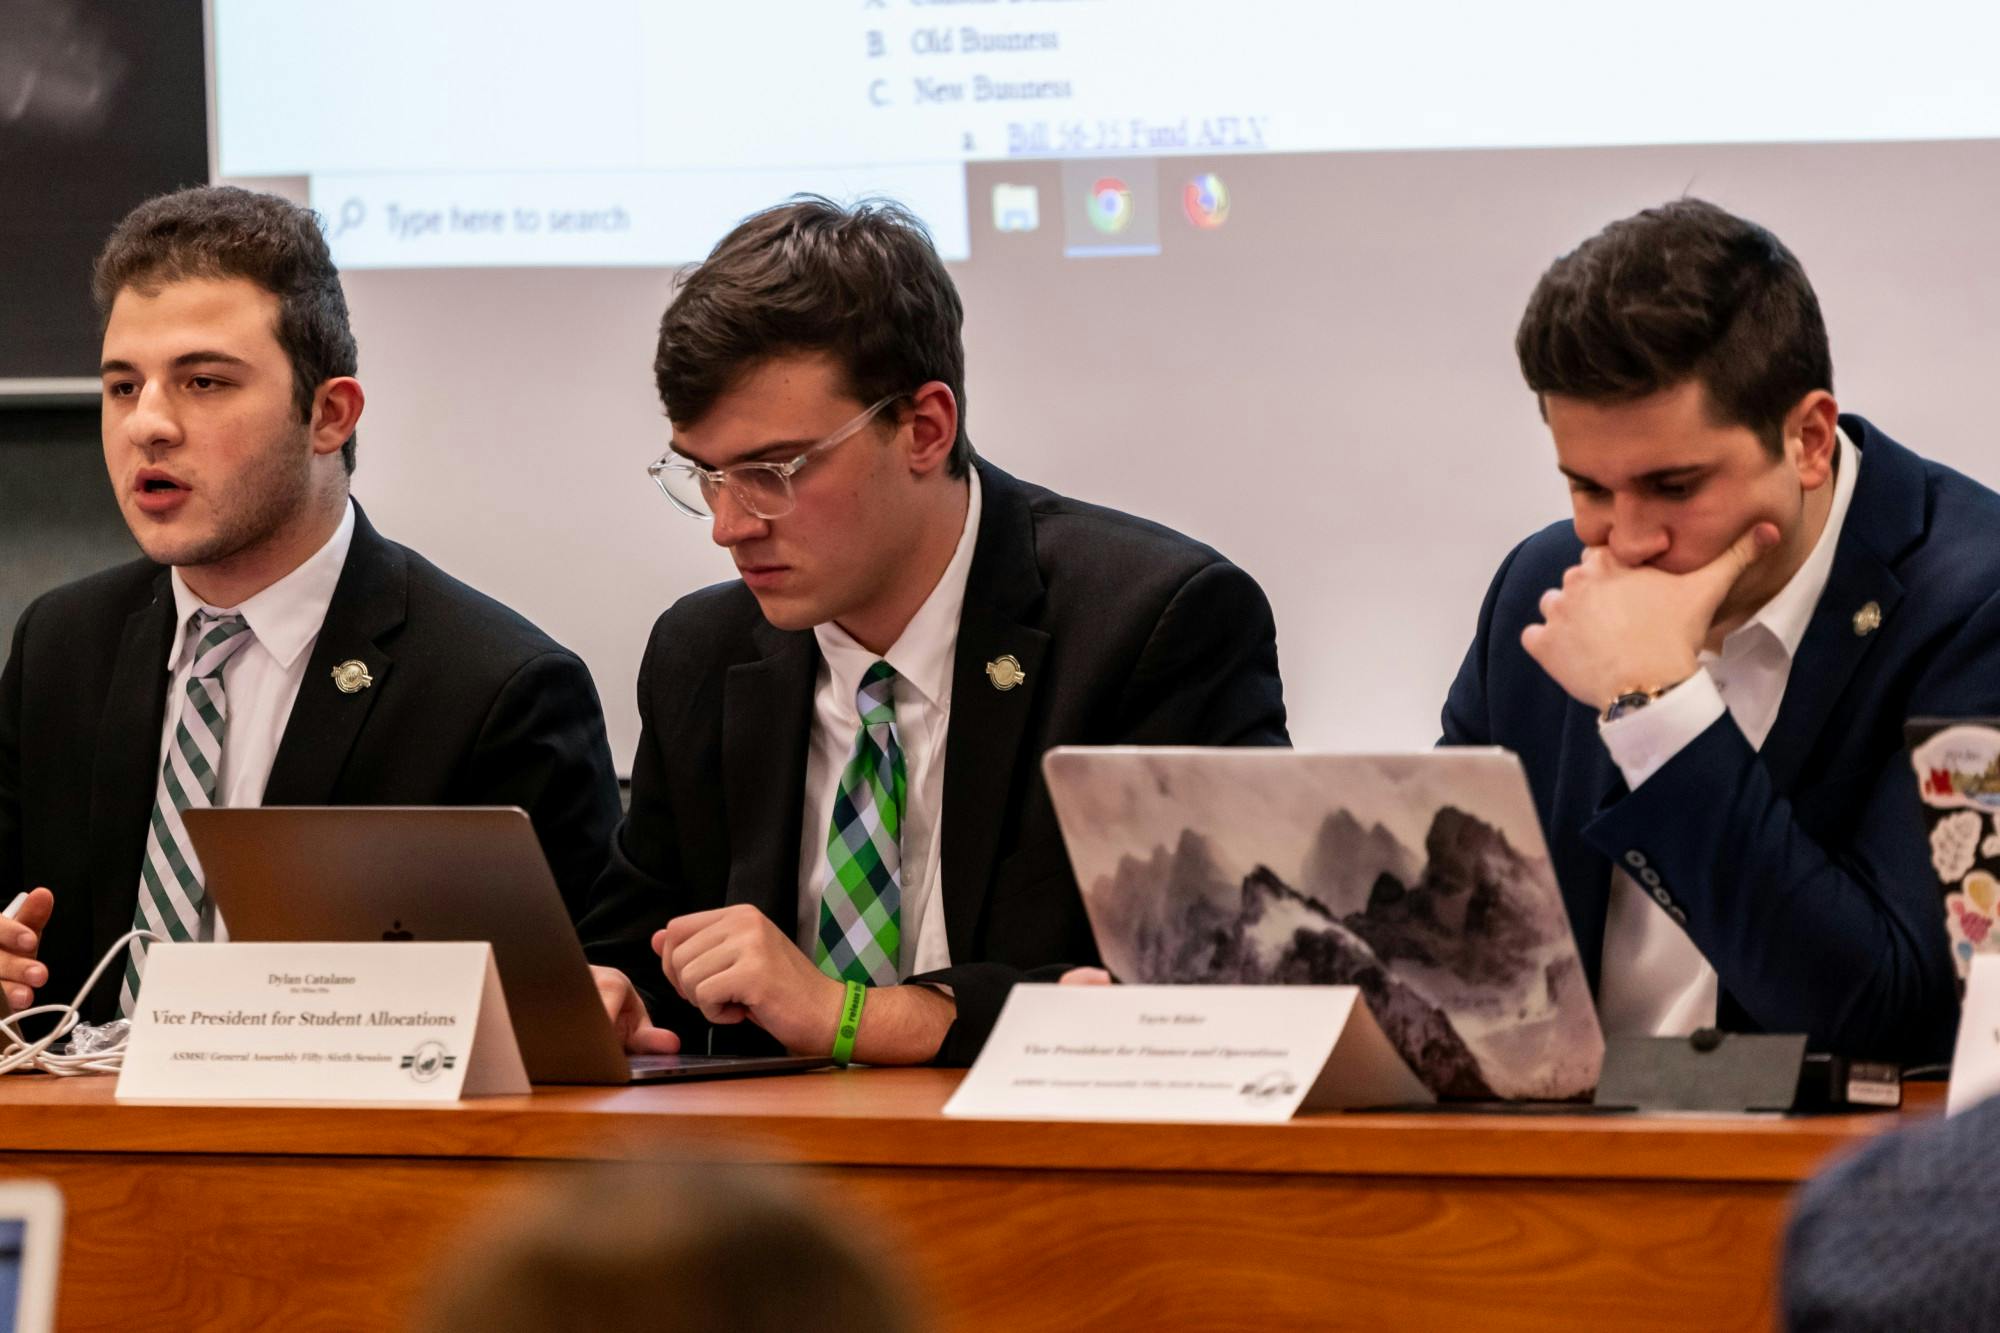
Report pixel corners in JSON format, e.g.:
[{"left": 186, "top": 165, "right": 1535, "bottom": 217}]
[{"left": 402, "top": 1040, "right": 457, "bottom": 1083}]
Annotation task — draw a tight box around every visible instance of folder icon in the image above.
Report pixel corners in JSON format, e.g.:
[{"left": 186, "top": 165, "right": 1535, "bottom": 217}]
[{"left": 992, "top": 184, "right": 1040, "bottom": 233}]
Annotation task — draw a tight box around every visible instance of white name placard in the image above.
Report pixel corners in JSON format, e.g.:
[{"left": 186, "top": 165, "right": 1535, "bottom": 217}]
[
  {"left": 943, "top": 984, "right": 1431, "bottom": 1123},
  {"left": 1949, "top": 953, "right": 2000, "bottom": 1115},
  {"left": 117, "top": 942, "right": 529, "bottom": 1103}
]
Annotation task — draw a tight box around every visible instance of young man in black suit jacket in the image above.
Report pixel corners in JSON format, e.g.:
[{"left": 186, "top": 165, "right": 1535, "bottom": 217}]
[
  {"left": 0, "top": 186, "right": 620, "bottom": 1026},
  {"left": 582, "top": 198, "right": 1288, "bottom": 1066}
]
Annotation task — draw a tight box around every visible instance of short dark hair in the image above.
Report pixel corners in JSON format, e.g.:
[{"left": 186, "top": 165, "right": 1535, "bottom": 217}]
[
  {"left": 1515, "top": 198, "right": 1832, "bottom": 455},
  {"left": 93, "top": 185, "right": 361, "bottom": 474},
  {"left": 417, "top": 1162, "right": 917, "bottom": 1333},
  {"left": 654, "top": 196, "right": 972, "bottom": 475}
]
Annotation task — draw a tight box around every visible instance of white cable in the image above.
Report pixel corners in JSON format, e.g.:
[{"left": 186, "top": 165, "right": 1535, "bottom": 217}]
[{"left": 0, "top": 929, "right": 164, "bottom": 1076}]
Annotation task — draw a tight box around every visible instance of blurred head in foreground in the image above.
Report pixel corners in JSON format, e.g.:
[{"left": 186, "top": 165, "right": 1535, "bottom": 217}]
[{"left": 417, "top": 1161, "right": 918, "bottom": 1333}]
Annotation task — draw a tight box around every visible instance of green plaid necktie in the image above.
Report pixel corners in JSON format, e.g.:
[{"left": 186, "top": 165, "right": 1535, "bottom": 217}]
[
  {"left": 814, "top": 660, "right": 907, "bottom": 986},
  {"left": 121, "top": 611, "right": 255, "bottom": 1016}
]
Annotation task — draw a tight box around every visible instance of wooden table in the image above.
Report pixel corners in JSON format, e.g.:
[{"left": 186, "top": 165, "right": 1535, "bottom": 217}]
[{"left": 0, "top": 1071, "right": 1933, "bottom": 1331}]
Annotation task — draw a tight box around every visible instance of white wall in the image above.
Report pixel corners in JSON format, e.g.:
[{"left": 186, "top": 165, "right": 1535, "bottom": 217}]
[{"left": 329, "top": 139, "right": 2000, "bottom": 767}]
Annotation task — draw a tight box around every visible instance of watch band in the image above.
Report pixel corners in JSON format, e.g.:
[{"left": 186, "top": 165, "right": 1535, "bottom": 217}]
[{"left": 1601, "top": 675, "right": 1690, "bottom": 725}]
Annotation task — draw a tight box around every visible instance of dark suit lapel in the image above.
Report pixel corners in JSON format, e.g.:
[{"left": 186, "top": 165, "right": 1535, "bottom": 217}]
[
  {"left": 87, "top": 574, "right": 176, "bottom": 971},
  {"left": 940, "top": 461, "right": 1051, "bottom": 963},
  {"left": 721, "top": 624, "right": 818, "bottom": 928},
  {"left": 1760, "top": 419, "right": 1923, "bottom": 794},
  {"left": 262, "top": 505, "right": 404, "bottom": 805},
  {"left": 1760, "top": 561, "right": 1904, "bottom": 793}
]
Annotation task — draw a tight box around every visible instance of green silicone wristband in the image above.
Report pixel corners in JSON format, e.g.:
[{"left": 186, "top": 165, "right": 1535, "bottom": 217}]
[{"left": 831, "top": 980, "right": 866, "bottom": 1067}]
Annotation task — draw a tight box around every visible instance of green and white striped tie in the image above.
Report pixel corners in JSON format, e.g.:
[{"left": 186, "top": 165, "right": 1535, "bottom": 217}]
[
  {"left": 813, "top": 661, "right": 907, "bottom": 987},
  {"left": 121, "top": 611, "right": 255, "bottom": 1016}
]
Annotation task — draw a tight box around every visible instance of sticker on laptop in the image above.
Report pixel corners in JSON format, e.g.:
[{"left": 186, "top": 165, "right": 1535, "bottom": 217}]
[
  {"left": 1914, "top": 725, "right": 2000, "bottom": 812},
  {"left": 1910, "top": 723, "right": 2000, "bottom": 983}
]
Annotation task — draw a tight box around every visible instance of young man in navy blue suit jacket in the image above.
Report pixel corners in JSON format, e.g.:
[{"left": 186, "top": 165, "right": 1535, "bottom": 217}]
[{"left": 1443, "top": 199, "right": 2000, "bottom": 1064}]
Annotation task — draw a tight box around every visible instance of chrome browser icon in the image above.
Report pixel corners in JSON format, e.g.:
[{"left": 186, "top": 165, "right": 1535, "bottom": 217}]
[
  {"left": 1183, "top": 173, "right": 1230, "bottom": 229},
  {"left": 1087, "top": 177, "right": 1134, "bottom": 234}
]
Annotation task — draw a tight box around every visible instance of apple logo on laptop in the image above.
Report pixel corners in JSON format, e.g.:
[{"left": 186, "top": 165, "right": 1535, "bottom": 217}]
[{"left": 382, "top": 920, "right": 415, "bottom": 942}]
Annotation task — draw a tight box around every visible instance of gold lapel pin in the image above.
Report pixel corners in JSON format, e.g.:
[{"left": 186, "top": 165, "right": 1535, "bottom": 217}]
[
  {"left": 985, "top": 654, "right": 1026, "bottom": 692},
  {"left": 331, "top": 659, "right": 374, "bottom": 694},
  {"left": 1852, "top": 601, "right": 1883, "bottom": 637}
]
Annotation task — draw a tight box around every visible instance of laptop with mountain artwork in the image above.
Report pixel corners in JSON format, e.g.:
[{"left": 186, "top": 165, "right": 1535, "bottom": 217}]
[{"left": 1042, "top": 748, "right": 1604, "bottom": 1101}]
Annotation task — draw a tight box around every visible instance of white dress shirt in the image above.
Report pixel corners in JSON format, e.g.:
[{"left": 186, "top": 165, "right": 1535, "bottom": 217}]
[
  {"left": 1594, "top": 429, "right": 1860, "bottom": 1035},
  {"left": 796, "top": 471, "right": 982, "bottom": 978},
  {"left": 161, "top": 499, "right": 356, "bottom": 941}
]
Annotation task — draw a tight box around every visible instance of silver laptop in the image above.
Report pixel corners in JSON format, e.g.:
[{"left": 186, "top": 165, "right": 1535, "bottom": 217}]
[
  {"left": 1042, "top": 747, "right": 1605, "bottom": 1102},
  {"left": 0, "top": 1181, "right": 61, "bottom": 1333},
  {"left": 183, "top": 807, "right": 828, "bottom": 1085}
]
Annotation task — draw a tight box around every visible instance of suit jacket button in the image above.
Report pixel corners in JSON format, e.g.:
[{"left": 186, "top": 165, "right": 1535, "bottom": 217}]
[
  {"left": 1639, "top": 866, "right": 1663, "bottom": 888},
  {"left": 1669, "top": 906, "right": 1689, "bottom": 926},
  {"left": 1651, "top": 886, "right": 1673, "bottom": 907},
  {"left": 1625, "top": 850, "right": 1648, "bottom": 869}
]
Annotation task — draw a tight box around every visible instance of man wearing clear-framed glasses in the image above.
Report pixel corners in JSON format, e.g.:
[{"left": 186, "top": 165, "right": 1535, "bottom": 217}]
[{"left": 579, "top": 196, "right": 1289, "bottom": 1067}]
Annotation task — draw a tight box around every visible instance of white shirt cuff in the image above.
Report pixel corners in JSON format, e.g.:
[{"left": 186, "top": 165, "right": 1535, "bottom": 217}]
[{"left": 1597, "top": 669, "right": 1728, "bottom": 790}]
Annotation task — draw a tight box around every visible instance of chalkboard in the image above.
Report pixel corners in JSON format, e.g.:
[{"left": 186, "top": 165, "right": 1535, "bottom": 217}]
[{"left": 0, "top": 0, "right": 207, "bottom": 389}]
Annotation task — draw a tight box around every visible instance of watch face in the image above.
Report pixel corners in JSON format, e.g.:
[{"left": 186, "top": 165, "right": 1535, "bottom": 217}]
[{"left": 1603, "top": 691, "right": 1653, "bottom": 723}]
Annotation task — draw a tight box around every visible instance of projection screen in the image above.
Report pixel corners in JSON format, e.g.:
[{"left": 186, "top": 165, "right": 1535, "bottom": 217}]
[{"left": 209, "top": 1, "right": 2000, "bottom": 764}]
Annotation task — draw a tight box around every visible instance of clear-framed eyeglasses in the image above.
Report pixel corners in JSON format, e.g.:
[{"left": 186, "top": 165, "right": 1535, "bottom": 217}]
[{"left": 646, "top": 394, "right": 903, "bottom": 521}]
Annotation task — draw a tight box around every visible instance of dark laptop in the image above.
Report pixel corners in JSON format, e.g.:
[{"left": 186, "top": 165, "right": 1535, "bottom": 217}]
[
  {"left": 183, "top": 806, "right": 829, "bottom": 1085},
  {"left": 1906, "top": 718, "right": 2000, "bottom": 990}
]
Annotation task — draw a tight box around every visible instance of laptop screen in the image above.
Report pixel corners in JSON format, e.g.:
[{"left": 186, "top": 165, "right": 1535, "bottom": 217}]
[
  {"left": 1907, "top": 719, "right": 2000, "bottom": 988},
  {"left": 0, "top": 1218, "right": 23, "bottom": 1333},
  {"left": 0, "top": 1184, "right": 61, "bottom": 1333}
]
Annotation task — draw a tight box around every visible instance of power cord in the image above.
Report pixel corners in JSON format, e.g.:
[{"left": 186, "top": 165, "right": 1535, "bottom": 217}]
[{"left": 0, "top": 927, "right": 164, "bottom": 1076}]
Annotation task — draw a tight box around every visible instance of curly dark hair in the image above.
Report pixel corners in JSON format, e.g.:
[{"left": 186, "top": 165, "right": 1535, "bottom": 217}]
[{"left": 93, "top": 185, "right": 360, "bottom": 473}]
